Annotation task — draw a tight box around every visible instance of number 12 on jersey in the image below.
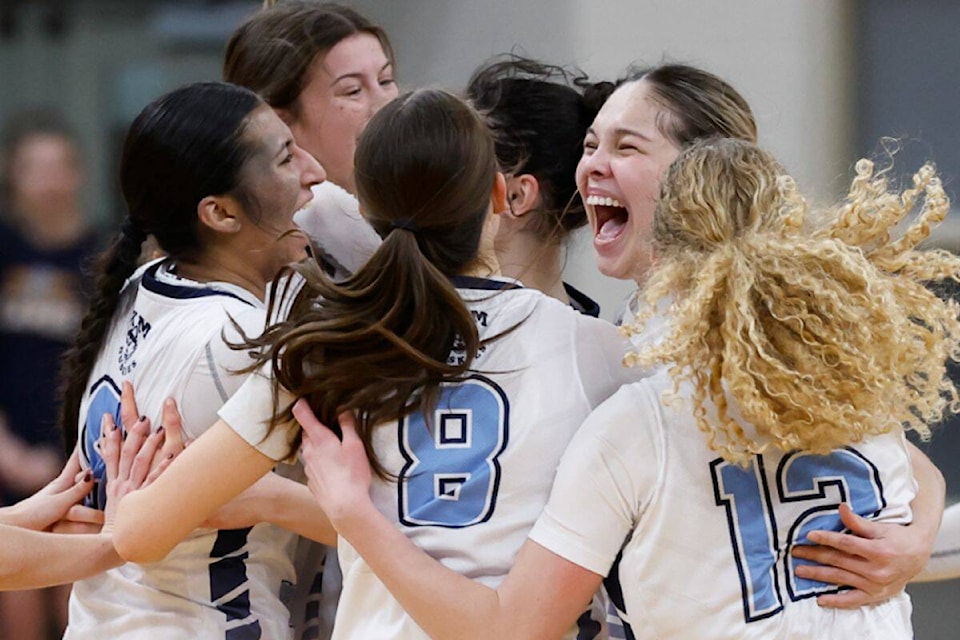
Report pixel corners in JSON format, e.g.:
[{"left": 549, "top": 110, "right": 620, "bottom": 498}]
[{"left": 710, "top": 449, "right": 885, "bottom": 623}]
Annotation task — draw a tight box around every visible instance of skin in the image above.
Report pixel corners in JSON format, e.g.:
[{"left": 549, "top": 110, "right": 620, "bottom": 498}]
[
  {"left": 111, "top": 176, "right": 508, "bottom": 565},
  {"left": 577, "top": 80, "right": 680, "bottom": 282},
  {"left": 174, "top": 105, "right": 325, "bottom": 300},
  {"left": 7, "top": 133, "right": 86, "bottom": 249},
  {"left": 0, "top": 387, "right": 184, "bottom": 591},
  {"left": 286, "top": 80, "right": 946, "bottom": 636},
  {"left": 279, "top": 33, "right": 398, "bottom": 195}
]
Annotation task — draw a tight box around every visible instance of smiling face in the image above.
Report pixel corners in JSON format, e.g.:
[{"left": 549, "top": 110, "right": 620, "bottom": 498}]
[
  {"left": 576, "top": 80, "right": 681, "bottom": 282},
  {"left": 237, "top": 105, "right": 325, "bottom": 274},
  {"left": 284, "top": 33, "right": 398, "bottom": 195}
]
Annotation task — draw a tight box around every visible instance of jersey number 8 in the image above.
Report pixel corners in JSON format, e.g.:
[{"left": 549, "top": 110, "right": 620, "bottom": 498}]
[{"left": 398, "top": 375, "right": 510, "bottom": 528}]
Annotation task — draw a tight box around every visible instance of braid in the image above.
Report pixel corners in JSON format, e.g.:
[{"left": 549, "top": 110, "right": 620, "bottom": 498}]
[{"left": 59, "top": 222, "right": 147, "bottom": 453}]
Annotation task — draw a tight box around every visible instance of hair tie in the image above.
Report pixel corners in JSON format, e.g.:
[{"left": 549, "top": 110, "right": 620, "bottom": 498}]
[{"left": 391, "top": 218, "right": 420, "bottom": 234}]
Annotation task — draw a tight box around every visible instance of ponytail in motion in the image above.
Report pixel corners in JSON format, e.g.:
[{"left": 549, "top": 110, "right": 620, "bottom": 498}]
[
  {"left": 625, "top": 137, "right": 960, "bottom": 464},
  {"left": 249, "top": 89, "right": 499, "bottom": 478}
]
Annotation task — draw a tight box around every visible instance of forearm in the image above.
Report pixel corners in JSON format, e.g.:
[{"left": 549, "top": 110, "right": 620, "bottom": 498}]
[
  {"left": 255, "top": 474, "right": 337, "bottom": 546},
  {"left": 0, "top": 526, "right": 121, "bottom": 590},
  {"left": 907, "top": 442, "right": 945, "bottom": 548},
  {"left": 113, "top": 420, "right": 276, "bottom": 564},
  {"left": 916, "top": 503, "right": 960, "bottom": 582},
  {"left": 334, "top": 502, "right": 517, "bottom": 640}
]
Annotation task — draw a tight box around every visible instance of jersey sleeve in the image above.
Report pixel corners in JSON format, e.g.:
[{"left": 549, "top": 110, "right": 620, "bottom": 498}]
[
  {"left": 217, "top": 364, "right": 299, "bottom": 462},
  {"left": 528, "top": 384, "right": 663, "bottom": 576},
  {"left": 294, "top": 181, "right": 381, "bottom": 278},
  {"left": 573, "top": 315, "right": 651, "bottom": 410}
]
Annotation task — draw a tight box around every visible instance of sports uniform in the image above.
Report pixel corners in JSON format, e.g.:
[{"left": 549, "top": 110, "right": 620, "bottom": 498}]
[
  {"left": 530, "top": 367, "right": 917, "bottom": 640},
  {"left": 218, "top": 276, "right": 649, "bottom": 640},
  {"left": 294, "top": 181, "right": 382, "bottom": 282},
  {"left": 67, "top": 259, "right": 298, "bottom": 640}
]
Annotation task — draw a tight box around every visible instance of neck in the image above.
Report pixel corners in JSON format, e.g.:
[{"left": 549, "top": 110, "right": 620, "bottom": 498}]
[
  {"left": 496, "top": 230, "right": 568, "bottom": 303},
  {"left": 172, "top": 247, "right": 271, "bottom": 301}
]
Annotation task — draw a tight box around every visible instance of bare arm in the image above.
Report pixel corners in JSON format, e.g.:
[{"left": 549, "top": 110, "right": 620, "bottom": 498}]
[
  {"left": 916, "top": 502, "right": 960, "bottom": 581},
  {"left": 152, "top": 395, "right": 336, "bottom": 547},
  {"left": 203, "top": 471, "right": 336, "bottom": 546},
  {"left": 792, "top": 441, "right": 945, "bottom": 606},
  {"left": 296, "top": 401, "right": 601, "bottom": 640},
  {"left": 0, "top": 409, "right": 174, "bottom": 590},
  {"left": 112, "top": 419, "right": 276, "bottom": 564}
]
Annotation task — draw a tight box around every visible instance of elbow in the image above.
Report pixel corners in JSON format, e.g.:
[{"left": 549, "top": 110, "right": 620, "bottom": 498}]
[{"left": 112, "top": 500, "right": 173, "bottom": 565}]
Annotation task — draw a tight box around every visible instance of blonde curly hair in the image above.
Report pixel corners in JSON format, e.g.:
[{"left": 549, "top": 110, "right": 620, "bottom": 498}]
[{"left": 623, "top": 137, "right": 960, "bottom": 464}]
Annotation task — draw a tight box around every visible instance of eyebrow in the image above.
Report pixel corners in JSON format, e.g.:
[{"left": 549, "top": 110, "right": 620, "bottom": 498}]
[
  {"left": 330, "top": 61, "right": 393, "bottom": 86},
  {"left": 584, "top": 126, "right": 653, "bottom": 142},
  {"left": 273, "top": 138, "right": 293, "bottom": 159}
]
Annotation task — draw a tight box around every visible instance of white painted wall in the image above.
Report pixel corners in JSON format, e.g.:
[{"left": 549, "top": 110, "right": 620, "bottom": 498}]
[{"left": 355, "top": 0, "right": 855, "bottom": 319}]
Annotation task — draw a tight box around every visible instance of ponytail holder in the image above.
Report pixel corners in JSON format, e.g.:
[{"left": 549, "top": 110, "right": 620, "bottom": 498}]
[{"left": 391, "top": 219, "right": 420, "bottom": 234}]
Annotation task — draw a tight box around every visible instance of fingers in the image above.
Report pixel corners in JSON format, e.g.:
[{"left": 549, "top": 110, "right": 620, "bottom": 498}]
[
  {"left": 59, "top": 444, "right": 82, "bottom": 484},
  {"left": 63, "top": 504, "right": 105, "bottom": 526},
  {"left": 118, "top": 416, "right": 151, "bottom": 480},
  {"left": 154, "top": 397, "right": 188, "bottom": 466},
  {"left": 120, "top": 380, "right": 141, "bottom": 431},
  {"left": 128, "top": 428, "right": 166, "bottom": 486},
  {"left": 836, "top": 502, "right": 880, "bottom": 538},
  {"left": 815, "top": 589, "right": 873, "bottom": 610},
  {"left": 144, "top": 453, "right": 176, "bottom": 487},
  {"left": 337, "top": 410, "right": 360, "bottom": 444},
  {"left": 804, "top": 529, "right": 872, "bottom": 558},
  {"left": 293, "top": 399, "right": 334, "bottom": 444},
  {"left": 101, "top": 413, "right": 123, "bottom": 484},
  {"left": 56, "top": 472, "right": 95, "bottom": 508}
]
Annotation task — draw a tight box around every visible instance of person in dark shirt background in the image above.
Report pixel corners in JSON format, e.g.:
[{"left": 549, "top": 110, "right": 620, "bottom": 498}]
[{"left": 0, "top": 108, "right": 102, "bottom": 640}]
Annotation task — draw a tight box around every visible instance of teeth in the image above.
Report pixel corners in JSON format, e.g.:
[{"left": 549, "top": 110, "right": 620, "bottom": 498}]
[{"left": 586, "top": 195, "right": 624, "bottom": 208}]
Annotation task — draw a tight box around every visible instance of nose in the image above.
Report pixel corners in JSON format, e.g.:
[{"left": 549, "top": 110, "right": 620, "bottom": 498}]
[
  {"left": 579, "top": 146, "right": 611, "bottom": 179},
  {"left": 297, "top": 146, "right": 325, "bottom": 189}
]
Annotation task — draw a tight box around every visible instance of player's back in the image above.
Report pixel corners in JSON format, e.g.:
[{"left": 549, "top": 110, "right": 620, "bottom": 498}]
[
  {"left": 332, "top": 277, "right": 639, "bottom": 640},
  {"left": 68, "top": 260, "right": 297, "bottom": 640},
  {"left": 607, "top": 369, "right": 915, "bottom": 639}
]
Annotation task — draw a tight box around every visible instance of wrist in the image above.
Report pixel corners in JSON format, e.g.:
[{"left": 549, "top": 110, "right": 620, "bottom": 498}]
[{"left": 330, "top": 494, "right": 382, "bottom": 539}]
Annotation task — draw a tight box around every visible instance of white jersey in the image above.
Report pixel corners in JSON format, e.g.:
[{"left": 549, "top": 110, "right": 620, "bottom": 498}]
[
  {"left": 67, "top": 259, "right": 298, "bottom": 640},
  {"left": 219, "top": 276, "right": 647, "bottom": 640},
  {"left": 531, "top": 368, "right": 917, "bottom": 640},
  {"left": 294, "top": 181, "right": 381, "bottom": 282},
  {"left": 292, "top": 181, "right": 378, "bottom": 640}
]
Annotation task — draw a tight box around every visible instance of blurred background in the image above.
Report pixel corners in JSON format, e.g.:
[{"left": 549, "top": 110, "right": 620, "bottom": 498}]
[{"left": 0, "top": 0, "right": 957, "bottom": 637}]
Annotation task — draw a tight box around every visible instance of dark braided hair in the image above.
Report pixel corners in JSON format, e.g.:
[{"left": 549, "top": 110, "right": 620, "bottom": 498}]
[{"left": 59, "top": 82, "right": 264, "bottom": 452}]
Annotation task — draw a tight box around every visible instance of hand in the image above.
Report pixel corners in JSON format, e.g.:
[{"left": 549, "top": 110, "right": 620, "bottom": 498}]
[
  {"left": 100, "top": 411, "right": 176, "bottom": 533},
  {"left": 294, "top": 401, "right": 372, "bottom": 528},
  {"left": 118, "top": 381, "right": 189, "bottom": 473},
  {"left": 0, "top": 444, "right": 95, "bottom": 531},
  {"left": 792, "top": 503, "right": 927, "bottom": 607}
]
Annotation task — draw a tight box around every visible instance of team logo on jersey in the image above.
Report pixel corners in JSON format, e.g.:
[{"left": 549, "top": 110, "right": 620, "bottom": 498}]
[{"left": 118, "top": 310, "right": 151, "bottom": 375}]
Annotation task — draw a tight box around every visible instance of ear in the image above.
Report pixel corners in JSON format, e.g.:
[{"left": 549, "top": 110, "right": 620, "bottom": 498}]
[
  {"left": 197, "top": 195, "right": 242, "bottom": 234},
  {"left": 505, "top": 173, "right": 540, "bottom": 217},
  {"left": 491, "top": 172, "right": 508, "bottom": 216}
]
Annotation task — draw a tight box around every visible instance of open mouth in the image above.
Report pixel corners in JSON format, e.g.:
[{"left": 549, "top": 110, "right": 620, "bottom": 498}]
[{"left": 586, "top": 195, "right": 629, "bottom": 244}]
